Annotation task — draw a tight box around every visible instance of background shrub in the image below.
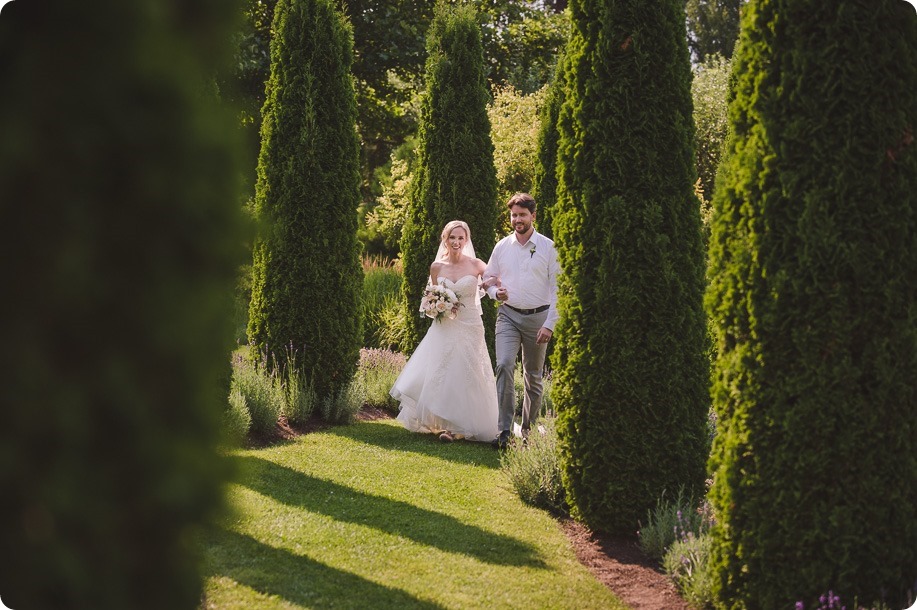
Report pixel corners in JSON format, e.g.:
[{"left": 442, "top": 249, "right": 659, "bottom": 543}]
[
  {"left": 691, "top": 53, "right": 731, "bottom": 213},
  {"left": 0, "top": 1, "right": 244, "bottom": 607},
  {"left": 488, "top": 83, "right": 547, "bottom": 217}
]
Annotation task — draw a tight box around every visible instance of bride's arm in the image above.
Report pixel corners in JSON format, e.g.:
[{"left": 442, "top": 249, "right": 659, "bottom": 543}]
[
  {"left": 429, "top": 261, "right": 441, "bottom": 285},
  {"left": 475, "top": 259, "right": 500, "bottom": 289}
]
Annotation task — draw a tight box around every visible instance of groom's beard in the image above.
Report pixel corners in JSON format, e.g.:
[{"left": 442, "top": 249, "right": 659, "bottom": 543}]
[{"left": 514, "top": 223, "right": 532, "bottom": 236}]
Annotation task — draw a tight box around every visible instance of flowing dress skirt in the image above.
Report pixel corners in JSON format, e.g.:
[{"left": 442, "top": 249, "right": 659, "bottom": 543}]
[{"left": 390, "top": 278, "right": 499, "bottom": 441}]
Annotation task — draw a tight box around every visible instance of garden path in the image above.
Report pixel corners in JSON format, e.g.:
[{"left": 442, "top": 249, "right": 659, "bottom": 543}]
[{"left": 347, "top": 406, "right": 691, "bottom": 610}]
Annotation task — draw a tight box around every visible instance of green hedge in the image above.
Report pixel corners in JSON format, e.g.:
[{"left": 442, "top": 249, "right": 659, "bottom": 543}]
[
  {"left": 400, "top": 0, "right": 499, "bottom": 355},
  {"left": 553, "top": 0, "right": 709, "bottom": 534},
  {"left": 247, "top": 0, "right": 363, "bottom": 401},
  {"left": 705, "top": 1, "right": 917, "bottom": 607},
  {"left": 0, "top": 1, "right": 244, "bottom": 607}
]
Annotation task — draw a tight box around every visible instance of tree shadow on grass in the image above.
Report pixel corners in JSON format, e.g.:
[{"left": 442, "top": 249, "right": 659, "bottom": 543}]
[
  {"left": 234, "top": 455, "right": 545, "bottom": 568},
  {"left": 323, "top": 419, "right": 503, "bottom": 469},
  {"left": 205, "top": 527, "right": 447, "bottom": 609}
]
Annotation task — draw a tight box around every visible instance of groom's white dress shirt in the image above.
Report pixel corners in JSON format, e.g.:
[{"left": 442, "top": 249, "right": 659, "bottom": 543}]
[{"left": 484, "top": 230, "right": 560, "bottom": 331}]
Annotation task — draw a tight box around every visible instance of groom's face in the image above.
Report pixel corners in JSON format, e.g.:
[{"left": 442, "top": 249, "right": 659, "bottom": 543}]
[{"left": 510, "top": 205, "right": 534, "bottom": 236}]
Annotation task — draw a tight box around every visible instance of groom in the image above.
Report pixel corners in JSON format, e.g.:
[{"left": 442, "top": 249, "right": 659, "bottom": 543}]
[{"left": 484, "top": 193, "right": 560, "bottom": 449}]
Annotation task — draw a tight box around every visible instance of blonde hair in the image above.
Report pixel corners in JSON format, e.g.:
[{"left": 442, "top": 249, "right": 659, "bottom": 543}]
[{"left": 438, "top": 220, "right": 471, "bottom": 258}]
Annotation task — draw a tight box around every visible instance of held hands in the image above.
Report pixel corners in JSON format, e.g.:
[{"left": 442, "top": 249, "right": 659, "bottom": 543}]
[{"left": 483, "top": 276, "right": 509, "bottom": 302}]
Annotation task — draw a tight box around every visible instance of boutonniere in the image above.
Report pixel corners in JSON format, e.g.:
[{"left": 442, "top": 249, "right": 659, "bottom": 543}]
[{"left": 529, "top": 244, "right": 536, "bottom": 259}]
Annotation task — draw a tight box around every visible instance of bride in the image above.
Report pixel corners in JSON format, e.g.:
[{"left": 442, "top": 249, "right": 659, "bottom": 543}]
[{"left": 390, "top": 220, "right": 499, "bottom": 442}]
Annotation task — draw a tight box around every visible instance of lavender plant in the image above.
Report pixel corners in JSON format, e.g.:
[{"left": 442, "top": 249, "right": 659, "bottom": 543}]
[
  {"left": 359, "top": 348, "right": 406, "bottom": 413},
  {"left": 500, "top": 417, "right": 567, "bottom": 515},
  {"left": 230, "top": 354, "right": 284, "bottom": 437},
  {"left": 663, "top": 533, "right": 714, "bottom": 608},
  {"left": 281, "top": 348, "right": 317, "bottom": 425},
  {"left": 222, "top": 388, "right": 252, "bottom": 446},
  {"left": 321, "top": 375, "right": 366, "bottom": 424},
  {"left": 638, "top": 489, "right": 714, "bottom": 561},
  {"left": 795, "top": 590, "right": 898, "bottom": 610}
]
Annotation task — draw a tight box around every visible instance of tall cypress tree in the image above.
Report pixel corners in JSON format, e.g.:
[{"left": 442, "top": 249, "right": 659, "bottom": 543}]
[
  {"left": 706, "top": 2, "right": 917, "bottom": 607},
  {"left": 400, "top": 0, "right": 498, "bottom": 354},
  {"left": 247, "top": 0, "right": 363, "bottom": 400},
  {"left": 532, "top": 52, "right": 569, "bottom": 240},
  {"left": 0, "top": 1, "right": 243, "bottom": 608},
  {"left": 553, "top": 0, "right": 709, "bottom": 533}
]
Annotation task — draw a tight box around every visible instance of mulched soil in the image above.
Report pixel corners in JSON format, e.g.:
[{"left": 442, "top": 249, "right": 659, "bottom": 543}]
[
  {"left": 560, "top": 519, "right": 690, "bottom": 610},
  {"left": 256, "top": 405, "right": 690, "bottom": 609}
]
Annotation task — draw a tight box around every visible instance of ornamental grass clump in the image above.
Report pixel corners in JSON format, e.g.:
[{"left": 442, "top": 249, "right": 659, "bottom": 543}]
[
  {"left": 500, "top": 417, "right": 567, "bottom": 515},
  {"left": 375, "top": 294, "right": 409, "bottom": 352},
  {"left": 362, "top": 256, "right": 403, "bottom": 348},
  {"left": 359, "top": 348, "right": 406, "bottom": 413}
]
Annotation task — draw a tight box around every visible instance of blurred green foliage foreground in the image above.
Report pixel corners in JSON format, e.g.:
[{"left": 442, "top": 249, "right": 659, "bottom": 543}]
[{"left": 0, "top": 1, "right": 247, "bottom": 608}]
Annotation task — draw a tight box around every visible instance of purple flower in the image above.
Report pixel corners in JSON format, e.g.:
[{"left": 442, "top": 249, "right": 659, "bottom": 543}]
[{"left": 796, "top": 602, "right": 805, "bottom": 610}]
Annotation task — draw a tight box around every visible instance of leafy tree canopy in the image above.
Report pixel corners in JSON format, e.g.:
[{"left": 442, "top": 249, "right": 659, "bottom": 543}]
[{"left": 684, "top": 0, "right": 744, "bottom": 62}]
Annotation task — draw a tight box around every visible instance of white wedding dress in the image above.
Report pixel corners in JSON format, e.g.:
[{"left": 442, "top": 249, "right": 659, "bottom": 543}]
[{"left": 390, "top": 275, "right": 500, "bottom": 442}]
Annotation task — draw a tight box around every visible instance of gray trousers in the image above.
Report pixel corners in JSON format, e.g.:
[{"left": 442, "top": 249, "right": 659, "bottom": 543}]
[{"left": 494, "top": 306, "right": 549, "bottom": 433}]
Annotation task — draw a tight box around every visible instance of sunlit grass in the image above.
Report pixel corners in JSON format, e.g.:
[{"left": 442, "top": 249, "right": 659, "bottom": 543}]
[{"left": 202, "top": 419, "right": 626, "bottom": 609}]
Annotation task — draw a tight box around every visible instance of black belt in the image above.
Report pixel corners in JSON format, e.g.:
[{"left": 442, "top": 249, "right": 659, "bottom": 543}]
[{"left": 504, "top": 304, "right": 549, "bottom": 315}]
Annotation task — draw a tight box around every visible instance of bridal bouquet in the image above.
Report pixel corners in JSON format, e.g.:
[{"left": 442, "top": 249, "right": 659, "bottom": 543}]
[{"left": 419, "top": 284, "right": 462, "bottom": 322}]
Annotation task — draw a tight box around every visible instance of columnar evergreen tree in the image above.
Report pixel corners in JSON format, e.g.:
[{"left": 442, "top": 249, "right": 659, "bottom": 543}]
[
  {"left": 531, "top": 52, "right": 569, "bottom": 240},
  {"left": 705, "top": 2, "right": 917, "bottom": 607},
  {"left": 247, "top": 0, "right": 363, "bottom": 400},
  {"left": 0, "top": 1, "right": 244, "bottom": 608},
  {"left": 400, "top": 0, "right": 499, "bottom": 354},
  {"left": 552, "top": 0, "right": 709, "bottom": 533}
]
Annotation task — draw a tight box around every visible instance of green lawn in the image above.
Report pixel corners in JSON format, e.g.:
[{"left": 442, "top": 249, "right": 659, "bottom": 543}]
[{"left": 202, "top": 418, "right": 627, "bottom": 609}]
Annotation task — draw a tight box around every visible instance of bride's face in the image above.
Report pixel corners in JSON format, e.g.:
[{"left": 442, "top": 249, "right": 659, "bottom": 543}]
[{"left": 447, "top": 228, "right": 468, "bottom": 253}]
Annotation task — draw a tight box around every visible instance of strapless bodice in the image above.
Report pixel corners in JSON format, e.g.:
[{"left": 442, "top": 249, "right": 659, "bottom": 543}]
[{"left": 440, "top": 274, "right": 479, "bottom": 302}]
